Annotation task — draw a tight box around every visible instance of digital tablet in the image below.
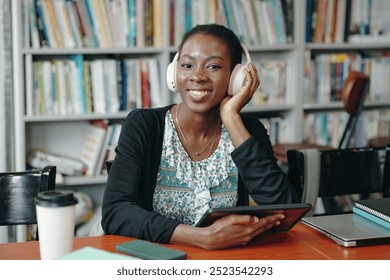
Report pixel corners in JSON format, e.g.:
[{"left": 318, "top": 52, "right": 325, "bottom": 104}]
[{"left": 195, "top": 203, "right": 312, "bottom": 231}]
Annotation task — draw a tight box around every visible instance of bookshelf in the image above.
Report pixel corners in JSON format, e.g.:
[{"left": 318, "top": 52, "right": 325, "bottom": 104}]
[
  {"left": 12, "top": 0, "right": 302, "bottom": 189},
  {"left": 12, "top": 0, "right": 172, "bottom": 188},
  {"left": 302, "top": 0, "right": 390, "bottom": 147},
  {"left": 11, "top": 0, "right": 389, "bottom": 194}
]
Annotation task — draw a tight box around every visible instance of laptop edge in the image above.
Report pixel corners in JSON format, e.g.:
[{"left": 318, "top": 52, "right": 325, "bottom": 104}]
[{"left": 302, "top": 214, "right": 390, "bottom": 247}]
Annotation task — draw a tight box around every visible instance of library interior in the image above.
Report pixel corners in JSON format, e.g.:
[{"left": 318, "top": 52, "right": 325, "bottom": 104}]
[{"left": 0, "top": 0, "right": 389, "bottom": 259}]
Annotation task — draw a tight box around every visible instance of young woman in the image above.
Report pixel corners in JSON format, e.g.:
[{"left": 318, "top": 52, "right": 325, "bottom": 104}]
[{"left": 101, "top": 24, "right": 298, "bottom": 249}]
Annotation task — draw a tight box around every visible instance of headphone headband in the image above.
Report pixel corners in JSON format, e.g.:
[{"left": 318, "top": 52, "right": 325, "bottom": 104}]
[{"left": 240, "top": 43, "right": 252, "bottom": 64}]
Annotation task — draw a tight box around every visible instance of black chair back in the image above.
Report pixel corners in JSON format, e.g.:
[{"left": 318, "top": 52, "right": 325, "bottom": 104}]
[
  {"left": 287, "top": 146, "right": 389, "bottom": 215},
  {"left": 0, "top": 166, "right": 56, "bottom": 226}
]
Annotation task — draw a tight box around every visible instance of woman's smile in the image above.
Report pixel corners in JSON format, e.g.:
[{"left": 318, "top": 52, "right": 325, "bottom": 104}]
[{"left": 188, "top": 89, "right": 211, "bottom": 99}]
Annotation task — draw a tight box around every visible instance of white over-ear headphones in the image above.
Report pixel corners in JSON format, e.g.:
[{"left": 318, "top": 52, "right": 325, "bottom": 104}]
[{"left": 166, "top": 43, "right": 252, "bottom": 96}]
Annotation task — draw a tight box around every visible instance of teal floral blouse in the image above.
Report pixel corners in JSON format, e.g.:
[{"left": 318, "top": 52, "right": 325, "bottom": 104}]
[{"left": 153, "top": 111, "right": 239, "bottom": 226}]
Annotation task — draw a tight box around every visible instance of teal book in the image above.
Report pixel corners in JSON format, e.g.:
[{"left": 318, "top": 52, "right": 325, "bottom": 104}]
[
  {"left": 353, "top": 198, "right": 390, "bottom": 230},
  {"left": 270, "top": 0, "right": 286, "bottom": 44},
  {"left": 70, "top": 54, "right": 86, "bottom": 113},
  {"left": 184, "top": 0, "right": 192, "bottom": 33},
  {"left": 84, "top": 0, "right": 99, "bottom": 47},
  {"left": 127, "top": 0, "right": 136, "bottom": 47},
  {"left": 222, "top": 0, "right": 235, "bottom": 32}
]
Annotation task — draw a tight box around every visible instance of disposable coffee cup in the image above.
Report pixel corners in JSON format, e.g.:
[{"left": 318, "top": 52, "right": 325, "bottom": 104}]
[{"left": 35, "top": 190, "right": 78, "bottom": 260}]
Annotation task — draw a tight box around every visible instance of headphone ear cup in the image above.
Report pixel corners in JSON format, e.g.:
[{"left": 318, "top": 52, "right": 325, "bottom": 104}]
[
  {"left": 228, "top": 64, "right": 247, "bottom": 96},
  {"left": 166, "top": 60, "right": 177, "bottom": 92}
]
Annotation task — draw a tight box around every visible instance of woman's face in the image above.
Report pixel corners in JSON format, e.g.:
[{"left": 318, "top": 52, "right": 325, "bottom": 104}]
[{"left": 176, "top": 34, "right": 232, "bottom": 113}]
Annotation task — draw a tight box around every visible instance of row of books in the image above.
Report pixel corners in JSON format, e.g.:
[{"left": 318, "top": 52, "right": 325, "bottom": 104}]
[
  {"left": 249, "top": 59, "right": 291, "bottom": 106},
  {"left": 261, "top": 117, "right": 290, "bottom": 144},
  {"left": 27, "top": 120, "right": 122, "bottom": 176},
  {"left": 170, "top": 0, "right": 294, "bottom": 47},
  {"left": 306, "top": 0, "right": 390, "bottom": 44},
  {"left": 27, "top": 149, "right": 87, "bottom": 176},
  {"left": 26, "top": 56, "right": 161, "bottom": 116},
  {"left": 23, "top": 0, "right": 163, "bottom": 49},
  {"left": 303, "top": 52, "right": 390, "bottom": 104},
  {"left": 79, "top": 120, "right": 122, "bottom": 176},
  {"left": 303, "top": 109, "right": 390, "bottom": 148}
]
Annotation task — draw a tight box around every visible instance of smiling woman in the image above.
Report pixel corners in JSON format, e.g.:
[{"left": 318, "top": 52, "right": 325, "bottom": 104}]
[{"left": 101, "top": 24, "right": 299, "bottom": 250}]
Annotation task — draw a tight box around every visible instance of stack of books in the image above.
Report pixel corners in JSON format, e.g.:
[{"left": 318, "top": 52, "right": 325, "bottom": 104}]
[{"left": 352, "top": 197, "right": 390, "bottom": 230}]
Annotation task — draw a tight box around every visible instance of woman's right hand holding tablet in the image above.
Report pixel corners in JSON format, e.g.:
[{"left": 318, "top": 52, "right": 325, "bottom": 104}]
[{"left": 171, "top": 213, "right": 284, "bottom": 250}]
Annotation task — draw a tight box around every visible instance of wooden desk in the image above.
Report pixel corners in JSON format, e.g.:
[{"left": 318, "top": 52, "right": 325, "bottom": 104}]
[{"left": 0, "top": 223, "right": 389, "bottom": 260}]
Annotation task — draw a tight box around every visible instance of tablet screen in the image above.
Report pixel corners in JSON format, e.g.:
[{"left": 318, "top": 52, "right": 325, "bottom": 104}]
[{"left": 195, "top": 203, "right": 312, "bottom": 231}]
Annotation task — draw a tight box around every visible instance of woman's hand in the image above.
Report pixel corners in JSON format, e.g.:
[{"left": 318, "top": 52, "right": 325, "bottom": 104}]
[
  {"left": 219, "top": 63, "right": 260, "bottom": 118},
  {"left": 199, "top": 213, "right": 284, "bottom": 249},
  {"left": 170, "top": 213, "right": 284, "bottom": 250},
  {"left": 218, "top": 63, "right": 260, "bottom": 147}
]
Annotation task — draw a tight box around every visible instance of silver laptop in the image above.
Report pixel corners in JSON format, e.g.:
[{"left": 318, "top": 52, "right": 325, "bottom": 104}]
[{"left": 301, "top": 213, "right": 390, "bottom": 247}]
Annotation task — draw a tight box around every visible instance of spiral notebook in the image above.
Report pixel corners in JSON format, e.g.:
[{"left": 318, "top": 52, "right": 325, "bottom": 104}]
[
  {"left": 302, "top": 213, "right": 390, "bottom": 247},
  {"left": 352, "top": 198, "right": 390, "bottom": 229}
]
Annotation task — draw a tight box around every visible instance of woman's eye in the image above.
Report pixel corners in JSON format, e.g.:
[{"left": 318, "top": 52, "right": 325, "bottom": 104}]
[
  {"left": 181, "top": 63, "right": 192, "bottom": 69},
  {"left": 207, "top": 64, "right": 221, "bottom": 69}
]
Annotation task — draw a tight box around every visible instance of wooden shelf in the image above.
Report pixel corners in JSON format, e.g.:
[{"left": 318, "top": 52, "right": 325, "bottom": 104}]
[{"left": 24, "top": 112, "right": 128, "bottom": 123}]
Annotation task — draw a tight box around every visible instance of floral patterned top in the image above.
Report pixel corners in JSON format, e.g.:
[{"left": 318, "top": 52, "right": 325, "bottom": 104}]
[{"left": 153, "top": 111, "right": 239, "bottom": 226}]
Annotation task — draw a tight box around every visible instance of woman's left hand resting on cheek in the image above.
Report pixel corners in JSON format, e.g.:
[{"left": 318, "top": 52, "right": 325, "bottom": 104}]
[
  {"left": 219, "top": 63, "right": 261, "bottom": 148},
  {"left": 220, "top": 63, "right": 260, "bottom": 116},
  {"left": 170, "top": 213, "right": 285, "bottom": 250}
]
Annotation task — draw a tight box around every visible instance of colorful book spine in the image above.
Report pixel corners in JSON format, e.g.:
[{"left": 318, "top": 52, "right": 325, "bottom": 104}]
[
  {"left": 28, "top": 0, "right": 41, "bottom": 48},
  {"left": 280, "top": 0, "right": 293, "bottom": 43},
  {"left": 153, "top": 0, "right": 163, "bottom": 47},
  {"left": 305, "top": 0, "right": 314, "bottom": 43},
  {"left": 144, "top": 0, "right": 153, "bottom": 46},
  {"left": 65, "top": 0, "right": 84, "bottom": 48},
  {"left": 43, "top": 0, "right": 64, "bottom": 47},
  {"left": 135, "top": 0, "right": 145, "bottom": 47},
  {"left": 83, "top": 61, "right": 93, "bottom": 113},
  {"left": 74, "top": 0, "right": 97, "bottom": 47},
  {"left": 53, "top": 0, "right": 76, "bottom": 48},
  {"left": 221, "top": 0, "right": 234, "bottom": 31},
  {"left": 33, "top": 0, "right": 50, "bottom": 47},
  {"left": 84, "top": 0, "right": 100, "bottom": 47},
  {"left": 140, "top": 59, "right": 150, "bottom": 108},
  {"left": 71, "top": 54, "right": 86, "bottom": 113},
  {"left": 120, "top": 59, "right": 127, "bottom": 110},
  {"left": 128, "top": 0, "right": 137, "bottom": 47},
  {"left": 184, "top": 0, "right": 192, "bottom": 33},
  {"left": 270, "top": 0, "right": 286, "bottom": 44}
]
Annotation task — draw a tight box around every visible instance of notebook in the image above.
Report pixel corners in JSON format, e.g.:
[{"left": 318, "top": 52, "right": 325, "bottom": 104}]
[
  {"left": 301, "top": 213, "right": 390, "bottom": 247},
  {"left": 353, "top": 197, "right": 390, "bottom": 229},
  {"left": 58, "top": 246, "right": 140, "bottom": 260}
]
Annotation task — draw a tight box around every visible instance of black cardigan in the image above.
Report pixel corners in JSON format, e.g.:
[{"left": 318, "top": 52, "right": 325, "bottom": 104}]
[{"left": 101, "top": 105, "right": 298, "bottom": 243}]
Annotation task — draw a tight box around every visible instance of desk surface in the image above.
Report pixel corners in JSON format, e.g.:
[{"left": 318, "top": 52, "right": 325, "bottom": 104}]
[{"left": 0, "top": 223, "right": 389, "bottom": 260}]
